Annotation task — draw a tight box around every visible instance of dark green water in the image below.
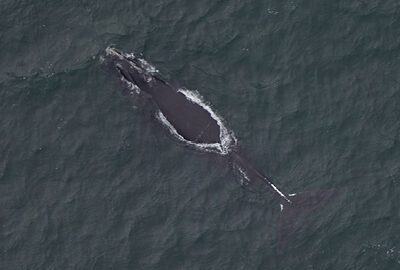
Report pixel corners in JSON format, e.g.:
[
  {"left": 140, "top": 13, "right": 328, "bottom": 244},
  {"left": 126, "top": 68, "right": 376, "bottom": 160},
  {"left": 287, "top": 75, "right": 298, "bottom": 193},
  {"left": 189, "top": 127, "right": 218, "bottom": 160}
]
[{"left": 1, "top": 0, "right": 400, "bottom": 269}]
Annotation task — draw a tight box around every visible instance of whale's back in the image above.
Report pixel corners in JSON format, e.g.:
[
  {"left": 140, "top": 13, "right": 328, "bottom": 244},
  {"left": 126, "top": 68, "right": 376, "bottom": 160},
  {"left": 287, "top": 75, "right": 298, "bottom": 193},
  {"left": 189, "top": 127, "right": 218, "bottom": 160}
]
[{"left": 152, "top": 82, "right": 221, "bottom": 144}]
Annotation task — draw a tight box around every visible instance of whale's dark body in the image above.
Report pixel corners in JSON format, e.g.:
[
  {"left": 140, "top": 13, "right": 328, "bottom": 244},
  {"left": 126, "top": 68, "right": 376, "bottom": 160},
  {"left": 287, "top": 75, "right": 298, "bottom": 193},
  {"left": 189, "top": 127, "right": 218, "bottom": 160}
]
[{"left": 104, "top": 47, "right": 335, "bottom": 248}]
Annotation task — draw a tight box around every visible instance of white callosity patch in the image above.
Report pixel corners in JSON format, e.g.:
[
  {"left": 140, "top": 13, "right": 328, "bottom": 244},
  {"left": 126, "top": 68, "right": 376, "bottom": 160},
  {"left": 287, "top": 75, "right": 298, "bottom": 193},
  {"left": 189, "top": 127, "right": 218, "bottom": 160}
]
[
  {"left": 156, "top": 89, "right": 237, "bottom": 155},
  {"left": 115, "top": 63, "right": 141, "bottom": 95},
  {"left": 125, "top": 79, "right": 141, "bottom": 95},
  {"left": 105, "top": 46, "right": 124, "bottom": 59}
]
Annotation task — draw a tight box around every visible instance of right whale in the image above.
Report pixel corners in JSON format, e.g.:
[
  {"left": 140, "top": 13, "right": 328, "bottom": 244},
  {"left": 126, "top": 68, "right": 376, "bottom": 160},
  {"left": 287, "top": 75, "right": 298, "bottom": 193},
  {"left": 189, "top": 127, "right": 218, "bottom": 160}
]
[{"left": 104, "top": 47, "right": 336, "bottom": 248}]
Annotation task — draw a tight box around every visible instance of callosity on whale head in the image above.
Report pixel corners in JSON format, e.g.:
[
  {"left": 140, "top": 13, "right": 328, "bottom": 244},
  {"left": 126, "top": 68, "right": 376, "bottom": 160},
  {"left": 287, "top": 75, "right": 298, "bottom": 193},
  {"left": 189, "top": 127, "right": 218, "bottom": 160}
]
[{"left": 104, "top": 47, "right": 158, "bottom": 94}]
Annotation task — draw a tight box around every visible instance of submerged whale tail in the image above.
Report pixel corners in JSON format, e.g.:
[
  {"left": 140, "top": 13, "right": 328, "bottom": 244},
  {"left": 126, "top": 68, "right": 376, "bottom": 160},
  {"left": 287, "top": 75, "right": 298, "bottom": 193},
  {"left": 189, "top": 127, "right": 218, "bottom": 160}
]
[
  {"left": 279, "top": 189, "right": 337, "bottom": 250},
  {"left": 229, "top": 150, "right": 337, "bottom": 249}
]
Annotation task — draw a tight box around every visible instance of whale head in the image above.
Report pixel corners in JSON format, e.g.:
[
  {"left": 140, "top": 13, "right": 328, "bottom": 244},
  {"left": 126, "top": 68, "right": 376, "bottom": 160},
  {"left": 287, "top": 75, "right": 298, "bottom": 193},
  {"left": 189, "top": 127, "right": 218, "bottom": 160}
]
[{"left": 104, "top": 47, "right": 158, "bottom": 94}]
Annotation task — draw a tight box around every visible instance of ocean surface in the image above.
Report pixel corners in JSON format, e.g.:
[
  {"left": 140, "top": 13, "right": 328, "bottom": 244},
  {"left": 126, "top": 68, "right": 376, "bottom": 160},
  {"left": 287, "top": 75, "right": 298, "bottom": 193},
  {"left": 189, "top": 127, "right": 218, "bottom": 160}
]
[{"left": 1, "top": 0, "right": 400, "bottom": 269}]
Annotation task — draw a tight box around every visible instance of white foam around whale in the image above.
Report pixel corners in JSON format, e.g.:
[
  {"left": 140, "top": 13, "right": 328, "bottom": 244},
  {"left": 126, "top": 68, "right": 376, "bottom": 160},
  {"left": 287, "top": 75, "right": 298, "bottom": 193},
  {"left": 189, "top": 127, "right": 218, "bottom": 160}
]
[
  {"left": 157, "top": 89, "right": 237, "bottom": 155},
  {"left": 137, "top": 58, "right": 159, "bottom": 74},
  {"left": 106, "top": 47, "right": 237, "bottom": 155}
]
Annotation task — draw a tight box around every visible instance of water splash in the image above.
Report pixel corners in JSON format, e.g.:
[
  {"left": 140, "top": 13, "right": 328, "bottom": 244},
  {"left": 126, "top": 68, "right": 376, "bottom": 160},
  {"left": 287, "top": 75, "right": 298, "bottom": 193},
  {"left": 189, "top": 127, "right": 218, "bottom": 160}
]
[{"left": 156, "top": 89, "right": 237, "bottom": 155}]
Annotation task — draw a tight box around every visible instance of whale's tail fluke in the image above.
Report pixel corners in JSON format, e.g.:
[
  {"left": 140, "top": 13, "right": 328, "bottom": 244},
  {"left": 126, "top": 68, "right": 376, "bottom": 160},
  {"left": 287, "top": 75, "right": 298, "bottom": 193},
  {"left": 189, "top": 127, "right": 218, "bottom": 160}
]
[
  {"left": 278, "top": 189, "right": 337, "bottom": 250},
  {"left": 229, "top": 150, "right": 337, "bottom": 250}
]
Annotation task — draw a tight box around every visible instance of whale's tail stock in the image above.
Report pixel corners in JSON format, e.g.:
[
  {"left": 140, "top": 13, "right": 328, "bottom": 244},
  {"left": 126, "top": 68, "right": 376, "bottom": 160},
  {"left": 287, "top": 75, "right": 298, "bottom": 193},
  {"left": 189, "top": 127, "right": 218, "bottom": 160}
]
[{"left": 278, "top": 188, "right": 337, "bottom": 250}]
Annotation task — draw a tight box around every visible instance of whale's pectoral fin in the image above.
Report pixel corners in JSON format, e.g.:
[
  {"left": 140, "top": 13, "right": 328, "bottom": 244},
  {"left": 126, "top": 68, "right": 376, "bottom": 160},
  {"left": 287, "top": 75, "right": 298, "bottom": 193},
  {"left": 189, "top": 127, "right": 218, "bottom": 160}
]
[{"left": 278, "top": 189, "right": 337, "bottom": 251}]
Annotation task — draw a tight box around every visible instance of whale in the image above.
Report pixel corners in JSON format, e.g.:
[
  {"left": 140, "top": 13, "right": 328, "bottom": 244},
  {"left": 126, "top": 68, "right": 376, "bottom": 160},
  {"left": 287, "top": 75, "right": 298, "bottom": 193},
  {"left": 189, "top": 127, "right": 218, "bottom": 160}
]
[{"left": 104, "top": 47, "right": 336, "bottom": 248}]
